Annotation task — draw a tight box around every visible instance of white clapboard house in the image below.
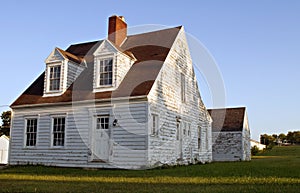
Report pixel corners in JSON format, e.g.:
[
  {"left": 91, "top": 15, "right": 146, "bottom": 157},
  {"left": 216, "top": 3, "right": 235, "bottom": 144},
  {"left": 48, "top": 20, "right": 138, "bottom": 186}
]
[
  {"left": 208, "top": 107, "right": 251, "bottom": 162},
  {"left": 9, "top": 15, "right": 212, "bottom": 169}
]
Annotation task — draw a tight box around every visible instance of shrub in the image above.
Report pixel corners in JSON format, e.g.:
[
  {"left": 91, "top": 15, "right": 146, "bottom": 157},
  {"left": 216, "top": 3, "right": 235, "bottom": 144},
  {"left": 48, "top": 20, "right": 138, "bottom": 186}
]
[{"left": 251, "top": 146, "right": 260, "bottom": 156}]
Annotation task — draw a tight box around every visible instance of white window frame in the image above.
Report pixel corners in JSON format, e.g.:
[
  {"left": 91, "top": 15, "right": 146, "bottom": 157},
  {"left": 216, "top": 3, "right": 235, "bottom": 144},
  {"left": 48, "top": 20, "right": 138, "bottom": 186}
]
[
  {"left": 96, "top": 57, "right": 114, "bottom": 88},
  {"left": 24, "top": 117, "right": 38, "bottom": 148},
  {"left": 46, "top": 62, "right": 63, "bottom": 93},
  {"left": 151, "top": 113, "right": 159, "bottom": 136},
  {"left": 51, "top": 116, "right": 66, "bottom": 148}
]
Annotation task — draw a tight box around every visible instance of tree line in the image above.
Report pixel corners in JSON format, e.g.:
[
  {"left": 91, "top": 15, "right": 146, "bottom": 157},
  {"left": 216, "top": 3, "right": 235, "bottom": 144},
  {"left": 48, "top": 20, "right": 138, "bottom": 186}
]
[
  {"left": 260, "top": 131, "right": 300, "bottom": 147},
  {"left": 0, "top": 110, "right": 11, "bottom": 136}
]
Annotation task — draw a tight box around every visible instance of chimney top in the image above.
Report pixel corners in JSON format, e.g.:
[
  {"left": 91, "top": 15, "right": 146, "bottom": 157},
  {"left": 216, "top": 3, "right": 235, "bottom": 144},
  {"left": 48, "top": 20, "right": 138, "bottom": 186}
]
[
  {"left": 119, "top": 16, "right": 125, "bottom": 22},
  {"left": 108, "top": 15, "right": 127, "bottom": 46}
]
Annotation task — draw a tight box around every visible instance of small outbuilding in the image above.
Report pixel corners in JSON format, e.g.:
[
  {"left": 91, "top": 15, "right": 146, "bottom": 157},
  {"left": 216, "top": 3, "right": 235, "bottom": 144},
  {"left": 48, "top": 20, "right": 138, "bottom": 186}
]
[
  {"left": 0, "top": 135, "right": 9, "bottom": 164},
  {"left": 250, "top": 139, "right": 266, "bottom": 150},
  {"left": 208, "top": 107, "right": 251, "bottom": 162}
]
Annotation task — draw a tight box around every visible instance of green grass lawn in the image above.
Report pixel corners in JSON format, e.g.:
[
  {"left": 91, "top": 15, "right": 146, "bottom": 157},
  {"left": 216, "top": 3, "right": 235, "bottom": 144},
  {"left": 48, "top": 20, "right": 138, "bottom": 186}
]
[{"left": 0, "top": 146, "right": 299, "bottom": 193}]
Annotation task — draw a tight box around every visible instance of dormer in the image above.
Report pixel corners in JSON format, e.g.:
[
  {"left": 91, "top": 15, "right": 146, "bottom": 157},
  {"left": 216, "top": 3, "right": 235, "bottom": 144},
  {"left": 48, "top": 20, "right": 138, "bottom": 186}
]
[
  {"left": 92, "top": 15, "right": 135, "bottom": 92},
  {"left": 92, "top": 40, "right": 134, "bottom": 92},
  {"left": 43, "top": 47, "right": 85, "bottom": 97}
]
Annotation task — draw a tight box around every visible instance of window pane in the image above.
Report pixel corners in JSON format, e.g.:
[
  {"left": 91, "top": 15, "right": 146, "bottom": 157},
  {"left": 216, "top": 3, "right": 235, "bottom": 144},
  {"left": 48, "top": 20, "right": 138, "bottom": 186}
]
[
  {"left": 53, "top": 117, "right": 65, "bottom": 146},
  {"left": 49, "top": 66, "right": 61, "bottom": 91},
  {"left": 99, "top": 58, "right": 113, "bottom": 86},
  {"left": 26, "top": 118, "right": 37, "bottom": 146},
  {"left": 97, "top": 115, "right": 109, "bottom": 130}
]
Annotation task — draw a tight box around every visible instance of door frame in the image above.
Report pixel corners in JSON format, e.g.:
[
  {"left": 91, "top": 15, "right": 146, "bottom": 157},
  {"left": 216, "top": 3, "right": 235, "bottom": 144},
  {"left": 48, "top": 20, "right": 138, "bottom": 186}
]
[{"left": 88, "top": 107, "right": 113, "bottom": 162}]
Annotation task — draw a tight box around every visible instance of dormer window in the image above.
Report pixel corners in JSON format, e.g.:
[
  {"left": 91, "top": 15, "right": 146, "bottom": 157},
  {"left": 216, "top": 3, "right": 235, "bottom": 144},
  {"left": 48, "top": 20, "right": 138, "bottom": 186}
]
[
  {"left": 44, "top": 47, "right": 85, "bottom": 97},
  {"left": 99, "top": 58, "right": 113, "bottom": 86},
  {"left": 49, "top": 65, "right": 61, "bottom": 91},
  {"left": 92, "top": 39, "right": 134, "bottom": 92}
]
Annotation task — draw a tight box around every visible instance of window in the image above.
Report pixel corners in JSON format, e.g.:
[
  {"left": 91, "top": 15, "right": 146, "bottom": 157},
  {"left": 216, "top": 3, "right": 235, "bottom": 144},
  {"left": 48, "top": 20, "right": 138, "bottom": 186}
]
[
  {"left": 52, "top": 117, "right": 65, "bottom": 146},
  {"left": 176, "top": 121, "right": 180, "bottom": 140},
  {"left": 25, "top": 119, "right": 37, "bottom": 147},
  {"left": 203, "top": 128, "right": 207, "bottom": 150},
  {"left": 96, "top": 115, "right": 110, "bottom": 129},
  {"left": 99, "top": 58, "right": 113, "bottom": 86},
  {"left": 205, "top": 128, "right": 209, "bottom": 150},
  {"left": 187, "top": 123, "right": 191, "bottom": 137},
  {"left": 49, "top": 65, "right": 61, "bottom": 91},
  {"left": 183, "top": 122, "right": 186, "bottom": 136},
  {"left": 181, "top": 73, "right": 186, "bottom": 103},
  {"left": 151, "top": 114, "right": 159, "bottom": 135},
  {"left": 198, "top": 126, "right": 201, "bottom": 150}
]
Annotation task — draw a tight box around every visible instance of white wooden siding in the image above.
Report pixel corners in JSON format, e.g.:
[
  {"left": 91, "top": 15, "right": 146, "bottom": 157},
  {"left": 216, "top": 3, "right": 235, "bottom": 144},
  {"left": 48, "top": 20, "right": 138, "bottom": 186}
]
[
  {"left": 242, "top": 112, "right": 251, "bottom": 161},
  {"left": 66, "top": 61, "right": 85, "bottom": 88},
  {"left": 9, "top": 101, "right": 148, "bottom": 169},
  {"left": 212, "top": 113, "right": 251, "bottom": 162},
  {"left": 212, "top": 131, "right": 243, "bottom": 162},
  {"left": 147, "top": 27, "right": 212, "bottom": 167}
]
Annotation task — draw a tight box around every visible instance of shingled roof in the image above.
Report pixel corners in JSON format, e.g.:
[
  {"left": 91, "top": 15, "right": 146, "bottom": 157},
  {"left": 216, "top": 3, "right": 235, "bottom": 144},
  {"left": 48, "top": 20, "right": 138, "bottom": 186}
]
[
  {"left": 11, "top": 26, "right": 181, "bottom": 107},
  {"left": 207, "top": 107, "right": 246, "bottom": 132}
]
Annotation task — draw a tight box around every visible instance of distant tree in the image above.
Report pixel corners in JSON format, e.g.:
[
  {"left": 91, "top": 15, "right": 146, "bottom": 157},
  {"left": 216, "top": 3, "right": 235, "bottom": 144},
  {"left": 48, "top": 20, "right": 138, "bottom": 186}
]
[
  {"left": 286, "top": 131, "right": 300, "bottom": 144},
  {"left": 261, "top": 131, "right": 300, "bottom": 146},
  {"left": 279, "top": 133, "right": 286, "bottom": 141},
  {"left": 1, "top": 111, "right": 11, "bottom": 127},
  {"left": 260, "top": 134, "right": 275, "bottom": 146},
  {"left": 0, "top": 110, "right": 11, "bottom": 136},
  {"left": 295, "top": 131, "right": 300, "bottom": 144}
]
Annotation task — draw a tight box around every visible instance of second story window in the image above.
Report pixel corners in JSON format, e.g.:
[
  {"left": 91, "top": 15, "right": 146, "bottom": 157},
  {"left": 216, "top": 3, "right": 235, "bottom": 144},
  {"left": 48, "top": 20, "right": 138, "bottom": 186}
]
[
  {"left": 49, "top": 65, "right": 61, "bottom": 91},
  {"left": 99, "top": 58, "right": 113, "bottom": 86},
  {"left": 181, "top": 73, "right": 186, "bottom": 103}
]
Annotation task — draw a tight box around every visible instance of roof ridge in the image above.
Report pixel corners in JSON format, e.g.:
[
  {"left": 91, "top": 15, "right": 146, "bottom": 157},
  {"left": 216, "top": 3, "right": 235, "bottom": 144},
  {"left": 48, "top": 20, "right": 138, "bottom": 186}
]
[
  {"left": 126, "top": 25, "right": 182, "bottom": 38},
  {"left": 208, "top": 107, "right": 246, "bottom": 110},
  {"left": 66, "top": 40, "right": 101, "bottom": 47}
]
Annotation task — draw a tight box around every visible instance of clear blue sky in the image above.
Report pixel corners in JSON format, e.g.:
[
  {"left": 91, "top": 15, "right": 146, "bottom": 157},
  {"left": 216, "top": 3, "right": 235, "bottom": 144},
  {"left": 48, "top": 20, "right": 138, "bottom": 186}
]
[{"left": 1, "top": 0, "right": 299, "bottom": 140}]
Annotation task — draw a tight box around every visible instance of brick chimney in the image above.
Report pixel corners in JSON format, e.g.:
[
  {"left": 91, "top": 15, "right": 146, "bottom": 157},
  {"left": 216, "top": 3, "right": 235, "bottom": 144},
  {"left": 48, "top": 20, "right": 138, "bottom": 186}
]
[{"left": 108, "top": 15, "right": 127, "bottom": 46}]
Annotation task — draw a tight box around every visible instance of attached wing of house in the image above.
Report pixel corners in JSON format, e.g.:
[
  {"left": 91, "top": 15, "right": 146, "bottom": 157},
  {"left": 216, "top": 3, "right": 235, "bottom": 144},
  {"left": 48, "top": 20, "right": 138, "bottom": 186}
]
[{"left": 208, "top": 107, "right": 251, "bottom": 162}]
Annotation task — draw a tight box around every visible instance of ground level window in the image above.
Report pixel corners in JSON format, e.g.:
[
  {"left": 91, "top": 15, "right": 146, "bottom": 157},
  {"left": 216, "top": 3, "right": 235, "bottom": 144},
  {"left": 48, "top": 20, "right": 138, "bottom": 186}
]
[
  {"left": 96, "top": 115, "right": 110, "bottom": 129},
  {"left": 198, "top": 126, "right": 201, "bottom": 150},
  {"left": 151, "top": 114, "right": 159, "bottom": 135},
  {"left": 26, "top": 119, "right": 37, "bottom": 146},
  {"left": 52, "top": 117, "right": 65, "bottom": 146},
  {"left": 176, "top": 121, "right": 180, "bottom": 140},
  {"left": 188, "top": 123, "right": 191, "bottom": 137}
]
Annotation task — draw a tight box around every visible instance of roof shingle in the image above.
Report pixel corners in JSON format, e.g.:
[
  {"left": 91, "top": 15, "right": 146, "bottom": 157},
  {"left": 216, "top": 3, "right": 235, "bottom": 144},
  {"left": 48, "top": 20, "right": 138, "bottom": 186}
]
[
  {"left": 207, "top": 107, "right": 246, "bottom": 132},
  {"left": 11, "top": 27, "right": 181, "bottom": 107}
]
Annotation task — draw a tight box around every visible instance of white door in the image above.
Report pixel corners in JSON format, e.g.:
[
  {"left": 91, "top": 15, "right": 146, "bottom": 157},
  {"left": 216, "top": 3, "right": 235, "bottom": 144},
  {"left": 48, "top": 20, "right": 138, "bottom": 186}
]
[{"left": 92, "top": 115, "right": 110, "bottom": 161}]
